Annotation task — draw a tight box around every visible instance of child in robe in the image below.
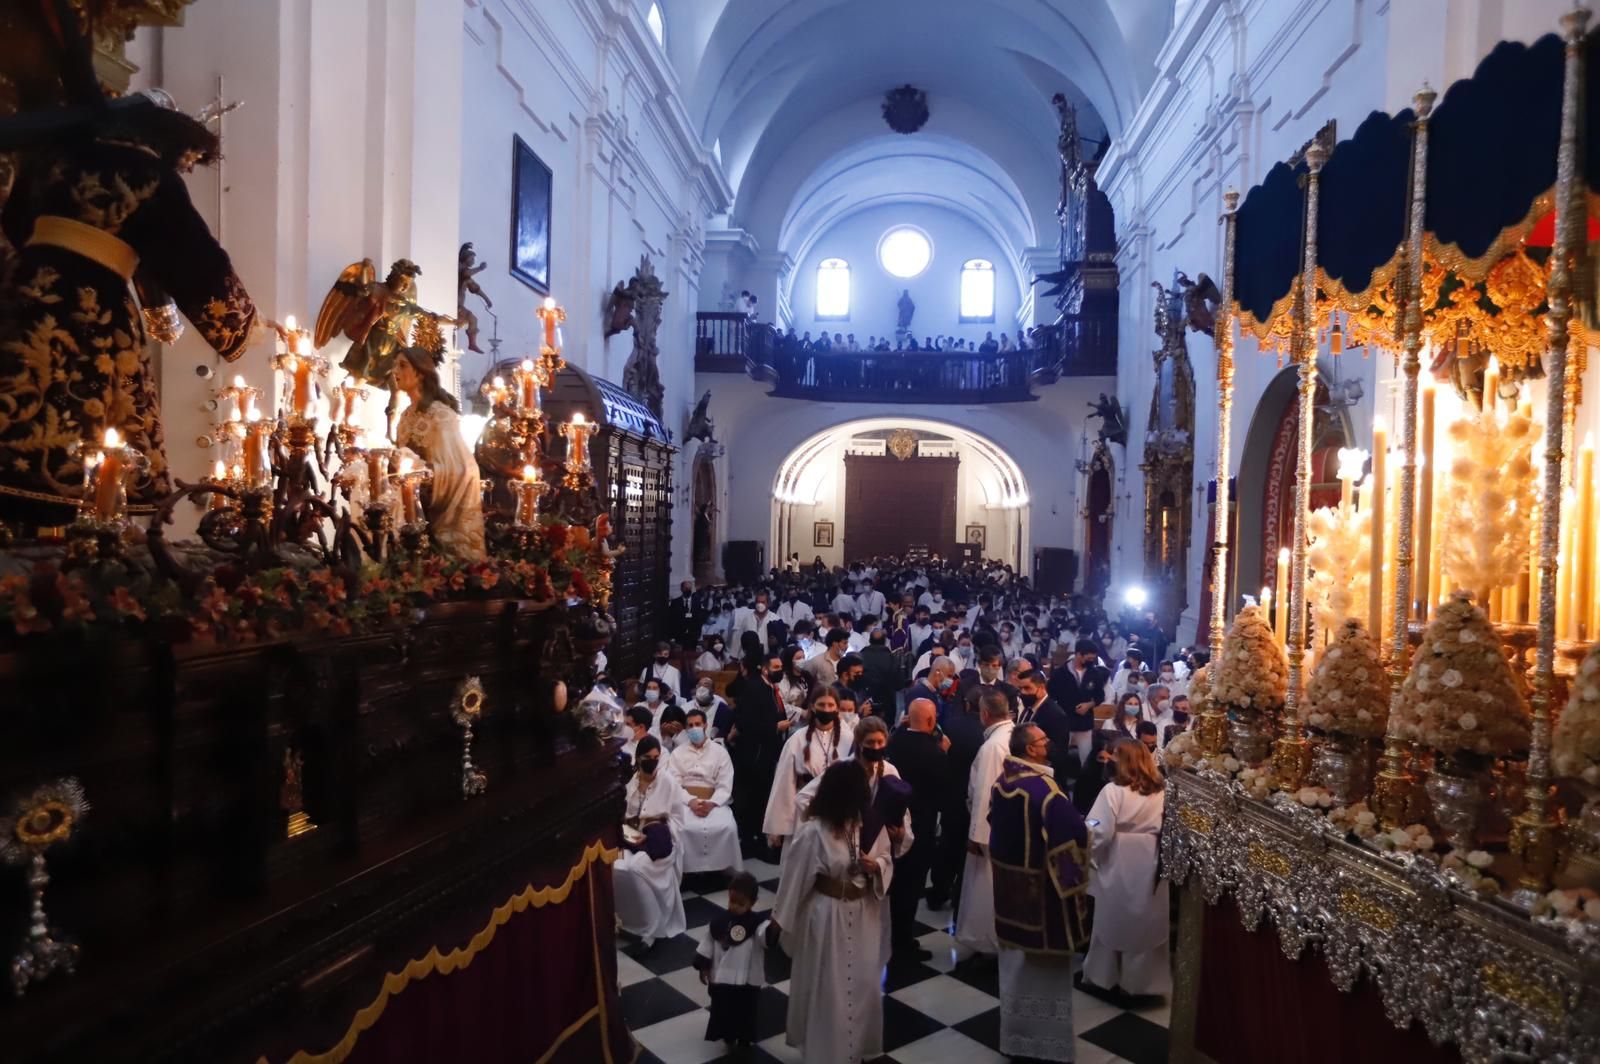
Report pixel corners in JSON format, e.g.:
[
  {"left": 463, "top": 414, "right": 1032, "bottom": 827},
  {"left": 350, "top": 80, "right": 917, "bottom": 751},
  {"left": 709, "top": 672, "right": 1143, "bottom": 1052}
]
[{"left": 694, "top": 871, "right": 777, "bottom": 1049}]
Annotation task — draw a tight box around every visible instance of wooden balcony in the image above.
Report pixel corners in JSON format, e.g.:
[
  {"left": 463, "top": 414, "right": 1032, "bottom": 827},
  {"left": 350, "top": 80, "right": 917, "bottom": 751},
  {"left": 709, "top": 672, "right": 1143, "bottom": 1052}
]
[{"left": 695, "top": 311, "right": 1116, "bottom": 403}]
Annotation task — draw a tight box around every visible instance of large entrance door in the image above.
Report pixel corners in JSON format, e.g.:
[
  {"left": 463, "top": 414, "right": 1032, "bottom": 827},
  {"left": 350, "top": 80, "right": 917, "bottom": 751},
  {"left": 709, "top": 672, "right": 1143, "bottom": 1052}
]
[{"left": 842, "top": 453, "right": 959, "bottom": 561}]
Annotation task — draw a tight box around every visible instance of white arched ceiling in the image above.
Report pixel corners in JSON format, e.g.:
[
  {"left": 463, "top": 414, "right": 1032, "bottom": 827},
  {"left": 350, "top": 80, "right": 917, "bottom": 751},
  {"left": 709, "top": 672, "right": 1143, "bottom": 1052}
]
[
  {"left": 671, "top": 0, "right": 1172, "bottom": 291},
  {"left": 773, "top": 417, "right": 1030, "bottom": 510}
]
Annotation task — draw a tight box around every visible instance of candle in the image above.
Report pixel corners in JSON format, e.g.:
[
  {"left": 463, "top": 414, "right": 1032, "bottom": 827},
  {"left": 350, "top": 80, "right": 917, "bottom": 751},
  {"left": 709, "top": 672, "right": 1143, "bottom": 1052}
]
[
  {"left": 1274, "top": 548, "right": 1290, "bottom": 645},
  {"left": 365, "top": 451, "right": 386, "bottom": 502},
  {"left": 1577, "top": 435, "right": 1595, "bottom": 641},
  {"left": 209, "top": 459, "right": 228, "bottom": 510},
  {"left": 1558, "top": 488, "right": 1576, "bottom": 640},
  {"left": 1336, "top": 447, "right": 1366, "bottom": 518},
  {"left": 1261, "top": 584, "right": 1275, "bottom": 640},
  {"left": 1416, "top": 382, "right": 1435, "bottom": 620},
  {"left": 519, "top": 359, "right": 538, "bottom": 411},
  {"left": 1368, "top": 420, "right": 1386, "bottom": 641},
  {"left": 243, "top": 406, "right": 266, "bottom": 487},
  {"left": 232, "top": 374, "right": 250, "bottom": 420},
  {"left": 398, "top": 457, "right": 420, "bottom": 524},
  {"left": 291, "top": 356, "right": 312, "bottom": 417},
  {"left": 1483, "top": 355, "right": 1500, "bottom": 415},
  {"left": 93, "top": 427, "right": 123, "bottom": 520},
  {"left": 540, "top": 297, "right": 559, "bottom": 350},
  {"left": 516, "top": 463, "right": 541, "bottom": 527}
]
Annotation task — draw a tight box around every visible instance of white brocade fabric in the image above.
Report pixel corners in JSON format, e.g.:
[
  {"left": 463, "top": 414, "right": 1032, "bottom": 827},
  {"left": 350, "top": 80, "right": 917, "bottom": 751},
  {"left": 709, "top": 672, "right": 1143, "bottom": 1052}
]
[
  {"left": 395, "top": 400, "right": 486, "bottom": 561},
  {"left": 999, "top": 948, "right": 1077, "bottom": 1061}
]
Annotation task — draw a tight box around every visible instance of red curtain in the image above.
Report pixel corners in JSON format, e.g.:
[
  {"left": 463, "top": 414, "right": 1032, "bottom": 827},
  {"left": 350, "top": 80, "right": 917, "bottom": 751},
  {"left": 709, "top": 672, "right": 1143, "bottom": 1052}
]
[
  {"left": 285, "top": 838, "right": 631, "bottom": 1064},
  {"left": 1195, "top": 899, "right": 1459, "bottom": 1064}
]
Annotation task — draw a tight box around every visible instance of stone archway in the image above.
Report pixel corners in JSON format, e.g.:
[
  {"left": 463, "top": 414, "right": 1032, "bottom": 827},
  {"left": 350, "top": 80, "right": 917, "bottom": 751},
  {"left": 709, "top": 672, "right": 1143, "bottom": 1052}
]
[{"left": 691, "top": 447, "right": 720, "bottom": 584}]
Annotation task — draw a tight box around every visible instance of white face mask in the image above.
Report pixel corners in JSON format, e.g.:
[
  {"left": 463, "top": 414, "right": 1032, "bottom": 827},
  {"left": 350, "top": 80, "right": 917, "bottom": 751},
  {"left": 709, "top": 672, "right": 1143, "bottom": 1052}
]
[{"left": 645, "top": 690, "right": 661, "bottom": 704}]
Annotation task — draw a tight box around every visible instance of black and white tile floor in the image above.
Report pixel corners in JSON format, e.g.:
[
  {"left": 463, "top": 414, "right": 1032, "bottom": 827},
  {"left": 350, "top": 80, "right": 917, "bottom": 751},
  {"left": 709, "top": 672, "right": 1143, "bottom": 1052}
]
[{"left": 618, "top": 861, "right": 1170, "bottom": 1064}]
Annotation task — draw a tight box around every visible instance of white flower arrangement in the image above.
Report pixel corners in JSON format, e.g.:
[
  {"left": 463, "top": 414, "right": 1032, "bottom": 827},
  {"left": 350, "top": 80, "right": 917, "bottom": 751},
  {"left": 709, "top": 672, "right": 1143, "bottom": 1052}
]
[
  {"left": 1307, "top": 504, "right": 1372, "bottom": 651},
  {"left": 1301, "top": 617, "right": 1388, "bottom": 738},
  {"left": 1210, "top": 604, "right": 1288, "bottom": 714},
  {"left": 1553, "top": 643, "right": 1600, "bottom": 785},
  {"left": 1188, "top": 663, "right": 1212, "bottom": 714},
  {"left": 1395, "top": 592, "right": 1530, "bottom": 757},
  {"left": 1532, "top": 887, "right": 1600, "bottom": 923},
  {"left": 1438, "top": 409, "right": 1539, "bottom": 599}
]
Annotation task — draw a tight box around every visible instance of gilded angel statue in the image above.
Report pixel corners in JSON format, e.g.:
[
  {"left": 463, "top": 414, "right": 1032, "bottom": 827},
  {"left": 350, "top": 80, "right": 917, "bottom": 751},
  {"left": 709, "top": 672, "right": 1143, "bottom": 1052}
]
[{"left": 314, "top": 258, "right": 455, "bottom": 430}]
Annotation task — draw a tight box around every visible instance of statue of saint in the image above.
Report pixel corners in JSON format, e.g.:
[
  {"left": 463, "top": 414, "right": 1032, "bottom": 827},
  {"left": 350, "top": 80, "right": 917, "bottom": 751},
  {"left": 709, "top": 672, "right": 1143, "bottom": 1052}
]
[
  {"left": 392, "top": 347, "right": 486, "bottom": 560},
  {"left": 897, "top": 289, "right": 916, "bottom": 331}
]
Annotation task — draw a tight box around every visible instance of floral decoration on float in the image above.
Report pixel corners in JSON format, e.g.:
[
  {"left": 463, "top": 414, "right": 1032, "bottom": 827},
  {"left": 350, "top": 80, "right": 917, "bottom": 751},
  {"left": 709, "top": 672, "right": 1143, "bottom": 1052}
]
[{"left": 1208, "top": 603, "right": 1288, "bottom": 764}]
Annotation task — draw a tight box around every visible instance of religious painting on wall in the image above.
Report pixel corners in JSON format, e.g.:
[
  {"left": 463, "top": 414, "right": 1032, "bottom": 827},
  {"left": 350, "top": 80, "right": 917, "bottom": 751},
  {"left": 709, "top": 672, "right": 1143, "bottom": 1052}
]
[
  {"left": 965, "top": 524, "right": 987, "bottom": 549},
  {"left": 813, "top": 521, "right": 834, "bottom": 548},
  {"left": 510, "top": 135, "right": 552, "bottom": 294}
]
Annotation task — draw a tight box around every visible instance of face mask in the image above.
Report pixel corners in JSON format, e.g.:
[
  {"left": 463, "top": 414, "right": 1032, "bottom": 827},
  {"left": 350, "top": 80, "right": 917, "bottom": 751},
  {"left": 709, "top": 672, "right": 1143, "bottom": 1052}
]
[
  {"left": 1174, "top": 710, "right": 1190, "bottom": 723},
  {"left": 812, "top": 710, "right": 837, "bottom": 727},
  {"left": 655, "top": 656, "right": 670, "bottom": 665},
  {"left": 1124, "top": 704, "right": 1140, "bottom": 716},
  {"left": 638, "top": 758, "right": 659, "bottom": 775},
  {"left": 937, "top": 677, "right": 955, "bottom": 694},
  {"left": 979, "top": 666, "right": 1000, "bottom": 684},
  {"left": 768, "top": 670, "right": 784, "bottom": 683},
  {"left": 712, "top": 643, "right": 723, "bottom": 653},
  {"left": 1161, "top": 672, "right": 1175, "bottom": 681},
  {"left": 695, "top": 689, "right": 713, "bottom": 705},
  {"left": 755, "top": 602, "right": 768, "bottom": 613},
  {"left": 687, "top": 726, "right": 706, "bottom": 745},
  {"left": 860, "top": 746, "right": 887, "bottom": 763},
  {"left": 798, "top": 637, "right": 812, "bottom": 650},
  {"left": 645, "top": 690, "right": 661, "bottom": 704}
]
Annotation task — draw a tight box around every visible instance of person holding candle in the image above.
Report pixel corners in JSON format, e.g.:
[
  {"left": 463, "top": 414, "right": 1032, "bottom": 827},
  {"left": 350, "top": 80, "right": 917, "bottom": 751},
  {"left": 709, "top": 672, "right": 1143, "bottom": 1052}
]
[{"left": 392, "top": 347, "right": 486, "bottom": 560}]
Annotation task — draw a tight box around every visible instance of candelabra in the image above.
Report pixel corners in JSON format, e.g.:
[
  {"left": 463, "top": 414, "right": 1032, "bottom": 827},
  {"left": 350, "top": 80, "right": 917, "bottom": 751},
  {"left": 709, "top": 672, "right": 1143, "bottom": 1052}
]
[
  {"left": 392, "top": 453, "right": 433, "bottom": 553},
  {"left": 535, "top": 296, "right": 568, "bottom": 382},
  {"left": 513, "top": 463, "right": 550, "bottom": 531}
]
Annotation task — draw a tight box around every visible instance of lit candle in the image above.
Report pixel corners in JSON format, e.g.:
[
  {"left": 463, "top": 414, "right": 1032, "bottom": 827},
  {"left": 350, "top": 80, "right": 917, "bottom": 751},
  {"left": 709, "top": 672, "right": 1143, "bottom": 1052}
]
[
  {"left": 243, "top": 405, "right": 266, "bottom": 487},
  {"left": 1384, "top": 446, "right": 1399, "bottom": 632},
  {"left": 540, "top": 296, "right": 560, "bottom": 351},
  {"left": 1558, "top": 488, "right": 1576, "bottom": 640},
  {"left": 516, "top": 463, "right": 541, "bottom": 527},
  {"left": 1368, "top": 420, "right": 1386, "bottom": 641},
  {"left": 366, "top": 451, "right": 386, "bottom": 503},
  {"left": 93, "top": 427, "right": 123, "bottom": 520},
  {"left": 519, "top": 359, "right": 538, "bottom": 411},
  {"left": 1416, "top": 381, "right": 1435, "bottom": 620},
  {"left": 1261, "top": 584, "right": 1275, "bottom": 641},
  {"left": 292, "top": 356, "right": 313, "bottom": 417},
  {"left": 1576, "top": 435, "right": 1595, "bottom": 641},
  {"left": 232, "top": 374, "right": 250, "bottom": 421},
  {"left": 567, "top": 412, "right": 591, "bottom": 470},
  {"left": 398, "top": 456, "right": 420, "bottom": 524},
  {"left": 1482, "top": 355, "right": 1499, "bottom": 415},
  {"left": 1274, "top": 547, "right": 1290, "bottom": 646},
  {"left": 1336, "top": 447, "right": 1366, "bottom": 518},
  {"left": 210, "top": 459, "right": 228, "bottom": 510}
]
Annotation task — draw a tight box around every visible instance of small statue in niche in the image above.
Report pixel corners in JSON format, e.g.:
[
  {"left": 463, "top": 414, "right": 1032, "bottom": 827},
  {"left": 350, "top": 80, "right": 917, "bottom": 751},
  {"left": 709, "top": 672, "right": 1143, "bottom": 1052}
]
[
  {"left": 896, "top": 288, "right": 916, "bottom": 331},
  {"left": 392, "top": 346, "right": 486, "bottom": 560},
  {"left": 604, "top": 280, "right": 635, "bottom": 338},
  {"left": 1088, "top": 393, "right": 1128, "bottom": 447},
  {"left": 456, "top": 242, "right": 493, "bottom": 353},
  {"left": 684, "top": 390, "right": 716, "bottom": 444}
]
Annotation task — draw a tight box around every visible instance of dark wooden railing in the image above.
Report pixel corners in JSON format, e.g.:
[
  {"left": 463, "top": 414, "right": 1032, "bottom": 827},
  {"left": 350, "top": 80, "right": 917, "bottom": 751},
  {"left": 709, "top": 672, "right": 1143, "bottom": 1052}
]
[{"left": 694, "top": 309, "right": 1116, "bottom": 403}]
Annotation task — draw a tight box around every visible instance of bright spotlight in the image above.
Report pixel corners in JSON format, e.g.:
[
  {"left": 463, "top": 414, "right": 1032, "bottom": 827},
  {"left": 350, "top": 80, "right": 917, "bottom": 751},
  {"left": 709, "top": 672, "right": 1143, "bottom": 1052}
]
[{"left": 1123, "top": 586, "right": 1149, "bottom": 609}]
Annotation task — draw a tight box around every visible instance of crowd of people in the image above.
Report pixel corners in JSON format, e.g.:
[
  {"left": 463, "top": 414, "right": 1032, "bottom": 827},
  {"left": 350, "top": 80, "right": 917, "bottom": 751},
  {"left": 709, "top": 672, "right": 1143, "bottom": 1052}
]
[
  {"left": 770, "top": 328, "right": 1021, "bottom": 354},
  {"left": 602, "top": 554, "right": 1204, "bottom": 1062}
]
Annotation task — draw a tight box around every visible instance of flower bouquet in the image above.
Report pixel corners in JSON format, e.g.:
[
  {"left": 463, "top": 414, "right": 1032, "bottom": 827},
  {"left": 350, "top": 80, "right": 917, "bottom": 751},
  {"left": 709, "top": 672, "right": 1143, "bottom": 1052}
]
[
  {"left": 1396, "top": 591, "right": 1530, "bottom": 847},
  {"left": 1301, "top": 617, "right": 1388, "bottom": 738},
  {"left": 1307, "top": 505, "right": 1371, "bottom": 653},
  {"left": 1438, "top": 409, "right": 1538, "bottom": 602},
  {"left": 1212, "top": 604, "right": 1288, "bottom": 763}
]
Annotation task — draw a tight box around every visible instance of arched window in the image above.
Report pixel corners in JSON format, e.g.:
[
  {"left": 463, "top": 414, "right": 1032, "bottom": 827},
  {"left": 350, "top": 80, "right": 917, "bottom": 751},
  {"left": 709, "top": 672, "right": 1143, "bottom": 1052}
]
[
  {"left": 645, "top": 3, "right": 665, "bottom": 47},
  {"left": 960, "top": 258, "right": 995, "bottom": 322},
  {"left": 816, "top": 258, "right": 850, "bottom": 320}
]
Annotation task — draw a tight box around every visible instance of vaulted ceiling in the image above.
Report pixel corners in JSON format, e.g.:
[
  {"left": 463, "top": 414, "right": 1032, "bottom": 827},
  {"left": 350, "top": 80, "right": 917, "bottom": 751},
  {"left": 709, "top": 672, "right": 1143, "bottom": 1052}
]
[{"left": 656, "top": 0, "right": 1174, "bottom": 267}]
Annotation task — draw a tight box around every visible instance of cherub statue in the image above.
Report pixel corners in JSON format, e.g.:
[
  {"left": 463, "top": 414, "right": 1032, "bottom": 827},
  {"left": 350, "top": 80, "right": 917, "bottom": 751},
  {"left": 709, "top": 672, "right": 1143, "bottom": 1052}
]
[
  {"left": 456, "top": 242, "right": 493, "bottom": 353},
  {"left": 1088, "top": 393, "right": 1128, "bottom": 447},
  {"left": 1176, "top": 271, "right": 1222, "bottom": 337},
  {"left": 604, "top": 281, "right": 635, "bottom": 338},
  {"left": 315, "top": 258, "right": 455, "bottom": 432}
]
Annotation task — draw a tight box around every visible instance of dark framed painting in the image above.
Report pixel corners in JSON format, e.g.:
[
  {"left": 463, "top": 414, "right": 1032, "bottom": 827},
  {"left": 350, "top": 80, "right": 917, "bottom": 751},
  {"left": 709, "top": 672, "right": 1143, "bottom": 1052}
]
[
  {"left": 814, "top": 521, "right": 835, "bottom": 548},
  {"left": 965, "top": 524, "right": 987, "bottom": 549},
  {"left": 510, "top": 135, "right": 552, "bottom": 294}
]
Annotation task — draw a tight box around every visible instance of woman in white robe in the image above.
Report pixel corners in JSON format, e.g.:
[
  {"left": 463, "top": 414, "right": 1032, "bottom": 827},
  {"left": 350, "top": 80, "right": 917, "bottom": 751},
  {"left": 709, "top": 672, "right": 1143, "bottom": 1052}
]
[
  {"left": 772, "top": 762, "right": 894, "bottom": 1064},
  {"left": 392, "top": 348, "right": 486, "bottom": 561},
  {"left": 762, "top": 687, "right": 855, "bottom": 849},
  {"left": 614, "top": 737, "right": 688, "bottom": 946},
  {"left": 668, "top": 709, "right": 743, "bottom": 874},
  {"left": 1084, "top": 737, "right": 1171, "bottom": 996}
]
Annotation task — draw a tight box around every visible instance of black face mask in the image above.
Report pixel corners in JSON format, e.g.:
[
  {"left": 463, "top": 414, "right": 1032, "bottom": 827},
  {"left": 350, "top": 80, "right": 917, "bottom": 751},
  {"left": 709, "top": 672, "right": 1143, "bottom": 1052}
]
[
  {"left": 860, "top": 746, "right": 887, "bottom": 763},
  {"left": 1173, "top": 710, "right": 1190, "bottom": 724},
  {"left": 655, "top": 656, "right": 670, "bottom": 665},
  {"left": 812, "top": 710, "right": 838, "bottom": 727},
  {"left": 637, "top": 758, "right": 659, "bottom": 775},
  {"left": 768, "top": 670, "right": 785, "bottom": 683}
]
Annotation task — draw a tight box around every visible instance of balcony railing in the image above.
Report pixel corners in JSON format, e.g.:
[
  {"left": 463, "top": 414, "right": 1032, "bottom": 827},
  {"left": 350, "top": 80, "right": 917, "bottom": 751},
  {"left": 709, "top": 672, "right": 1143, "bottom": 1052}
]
[{"left": 695, "top": 311, "right": 1116, "bottom": 403}]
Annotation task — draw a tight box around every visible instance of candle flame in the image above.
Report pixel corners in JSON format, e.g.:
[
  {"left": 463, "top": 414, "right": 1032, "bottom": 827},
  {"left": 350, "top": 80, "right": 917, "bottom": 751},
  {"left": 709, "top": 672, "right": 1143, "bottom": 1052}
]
[
  {"left": 102, "top": 426, "right": 121, "bottom": 447},
  {"left": 522, "top": 463, "right": 538, "bottom": 482},
  {"left": 232, "top": 374, "right": 246, "bottom": 389},
  {"left": 1260, "top": 585, "right": 1272, "bottom": 603},
  {"left": 492, "top": 375, "right": 505, "bottom": 389},
  {"left": 399, "top": 456, "right": 414, "bottom": 475},
  {"left": 543, "top": 296, "right": 557, "bottom": 310},
  {"left": 520, "top": 359, "right": 535, "bottom": 372},
  {"left": 1584, "top": 431, "right": 1595, "bottom": 451},
  {"left": 284, "top": 314, "right": 297, "bottom": 333},
  {"left": 213, "top": 459, "right": 226, "bottom": 479},
  {"left": 572, "top": 412, "right": 587, "bottom": 426},
  {"left": 1335, "top": 446, "right": 1368, "bottom": 482},
  {"left": 1486, "top": 354, "right": 1500, "bottom": 375},
  {"left": 246, "top": 401, "right": 262, "bottom": 422},
  {"left": 1278, "top": 547, "right": 1290, "bottom": 563},
  {"left": 230, "top": 463, "right": 244, "bottom": 479}
]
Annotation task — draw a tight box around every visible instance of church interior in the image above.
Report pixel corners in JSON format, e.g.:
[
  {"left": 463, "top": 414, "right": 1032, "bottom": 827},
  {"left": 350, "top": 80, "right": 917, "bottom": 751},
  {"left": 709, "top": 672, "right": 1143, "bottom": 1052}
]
[{"left": 3, "top": 0, "right": 1600, "bottom": 1061}]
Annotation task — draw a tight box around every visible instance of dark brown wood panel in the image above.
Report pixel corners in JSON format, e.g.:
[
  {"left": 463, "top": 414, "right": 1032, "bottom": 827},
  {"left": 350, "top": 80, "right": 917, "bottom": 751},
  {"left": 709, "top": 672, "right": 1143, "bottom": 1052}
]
[{"left": 842, "top": 453, "right": 959, "bottom": 561}]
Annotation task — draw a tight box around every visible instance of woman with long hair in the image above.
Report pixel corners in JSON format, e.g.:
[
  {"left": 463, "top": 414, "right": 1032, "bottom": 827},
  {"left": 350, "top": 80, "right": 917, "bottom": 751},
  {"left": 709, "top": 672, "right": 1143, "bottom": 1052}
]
[
  {"left": 778, "top": 642, "right": 811, "bottom": 722},
  {"left": 771, "top": 760, "right": 893, "bottom": 1062},
  {"left": 1102, "top": 692, "right": 1148, "bottom": 740},
  {"left": 393, "top": 346, "right": 486, "bottom": 559},
  {"left": 1082, "top": 737, "right": 1170, "bottom": 998},
  {"left": 761, "top": 685, "right": 854, "bottom": 851},
  {"left": 613, "top": 736, "right": 688, "bottom": 947}
]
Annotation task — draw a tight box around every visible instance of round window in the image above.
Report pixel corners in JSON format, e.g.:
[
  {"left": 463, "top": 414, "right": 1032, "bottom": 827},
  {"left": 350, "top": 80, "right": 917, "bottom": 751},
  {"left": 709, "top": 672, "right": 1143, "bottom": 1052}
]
[{"left": 877, "top": 226, "right": 932, "bottom": 279}]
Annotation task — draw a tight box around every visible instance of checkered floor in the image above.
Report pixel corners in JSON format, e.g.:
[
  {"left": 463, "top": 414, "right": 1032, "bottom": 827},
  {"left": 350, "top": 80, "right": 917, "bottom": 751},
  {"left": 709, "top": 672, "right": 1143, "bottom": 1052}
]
[{"left": 618, "top": 860, "right": 1170, "bottom": 1064}]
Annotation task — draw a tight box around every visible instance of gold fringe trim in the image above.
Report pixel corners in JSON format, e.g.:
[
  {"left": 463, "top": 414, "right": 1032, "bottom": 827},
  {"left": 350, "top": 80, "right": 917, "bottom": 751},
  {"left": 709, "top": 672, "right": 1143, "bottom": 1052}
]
[{"left": 265, "top": 840, "right": 620, "bottom": 1064}]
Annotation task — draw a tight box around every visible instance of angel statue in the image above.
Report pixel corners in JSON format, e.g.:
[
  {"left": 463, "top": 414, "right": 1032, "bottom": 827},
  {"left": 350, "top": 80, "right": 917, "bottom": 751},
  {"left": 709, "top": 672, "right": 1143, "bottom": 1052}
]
[
  {"left": 392, "top": 346, "right": 486, "bottom": 560},
  {"left": 456, "top": 242, "right": 493, "bottom": 354},
  {"left": 314, "top": 258, "right": 455, "bottom": 433}
]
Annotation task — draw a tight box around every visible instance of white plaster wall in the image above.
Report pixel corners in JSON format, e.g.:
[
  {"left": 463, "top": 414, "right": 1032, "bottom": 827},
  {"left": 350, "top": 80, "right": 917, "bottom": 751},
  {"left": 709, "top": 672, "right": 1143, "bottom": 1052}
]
[
  {"left": 788, "top": 203, "right": 1026, "bottom": 345},
  {"left": 1095, "top": 0, "right": 1594, "bottom": 644},
  {"left": 696, "top": 372, "right": 1116, "bottom": 580}
]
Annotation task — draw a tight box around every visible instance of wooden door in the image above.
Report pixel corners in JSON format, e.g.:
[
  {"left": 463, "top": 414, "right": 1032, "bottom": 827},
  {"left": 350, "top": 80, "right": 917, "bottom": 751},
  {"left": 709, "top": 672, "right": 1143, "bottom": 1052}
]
[{"left": 842, "top": 453, "right": 959, "bottom": 561}]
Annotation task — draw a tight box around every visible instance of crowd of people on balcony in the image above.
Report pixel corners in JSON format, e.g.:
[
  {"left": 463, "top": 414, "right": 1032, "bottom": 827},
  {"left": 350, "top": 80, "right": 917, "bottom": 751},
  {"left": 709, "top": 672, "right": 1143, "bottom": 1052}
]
[
  {"left": 772, "top": 329, "right": 1019, "bottom": 354},
  {"left": 604, "top": 551, "right": 1193, "bottom": 1058}
]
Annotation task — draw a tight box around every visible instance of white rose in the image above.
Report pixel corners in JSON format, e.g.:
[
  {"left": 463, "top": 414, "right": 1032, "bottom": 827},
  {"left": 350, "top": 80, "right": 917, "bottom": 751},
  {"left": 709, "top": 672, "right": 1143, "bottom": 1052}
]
[
  {"left": 1586, "top": 899, "right": 1600, "bottom": 921},
  {"left": 1441, "top": 669, "right": 1463, "bottom": 688},
  {"left": 1318, "top": 792, "right": 1334, "bottom": 808},
  {"left": 1356, "top": 709, "right": 1372, "bottom": 722},
  {"left": 1459, "top": 629, "right": 1477, "bottom": 644},
  {"left": 1459, "top": 713, "right": 1478, "bottom": 731},
  {"left": 1356, "top": 811, "right": 1377, "bottom": 827},
  {"left": 1415, "top": 834, "right": 1435, "bottom": 851},
  {"left": 1389, "top": 827, "right": 1412, "bottom": 846},
  {"left": 1550, "top": 890, "right": 1578, "bottom": 916},
  {"left": 1298, "top": 787, "right": 1320, "bottom": 806},
  {"left": 1466, "top": 850, "right": 1493, "bottom": 869}
]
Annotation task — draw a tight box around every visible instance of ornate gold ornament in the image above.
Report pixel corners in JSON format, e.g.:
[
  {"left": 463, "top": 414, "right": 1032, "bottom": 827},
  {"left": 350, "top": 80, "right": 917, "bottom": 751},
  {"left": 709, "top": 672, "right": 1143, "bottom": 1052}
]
[
  {"left": 0, "top": 778, "right": 89, "bottom": 995},
  {"left": 887, "top": 429, "right": 918, "bottom": 461},
  {"left": 451, "top": 676, "right": 488, "bottom": 799}
]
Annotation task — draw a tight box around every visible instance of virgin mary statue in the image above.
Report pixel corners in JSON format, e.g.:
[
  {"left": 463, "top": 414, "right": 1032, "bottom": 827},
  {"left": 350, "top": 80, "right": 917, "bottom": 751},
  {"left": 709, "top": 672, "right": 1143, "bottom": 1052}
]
[{"left": 392, "top": 347, "right": 486, "bottom": 560}]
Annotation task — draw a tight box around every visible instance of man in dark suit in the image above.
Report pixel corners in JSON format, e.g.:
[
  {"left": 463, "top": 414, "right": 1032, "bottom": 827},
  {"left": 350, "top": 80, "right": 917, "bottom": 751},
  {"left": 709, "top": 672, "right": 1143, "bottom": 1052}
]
[
  {"left": 886, "top": 697, "right": 948, "bottom": 964},
  {"left": 859, "top": 628, "right": 902, "bottom": 718},
  {"left": 1047, "top": 638, "right": 1110, "bottom": 769},
  {"left": 926, "top": 689, "right": 986, "bottom": 912},
  {"left": 666, "top": 579, "right": 703, "bottom": 648},
  {"left": 1014, "top": 664, "right": 1074, "bottom": 781},
  {"left": 960, "top": 644, "right": 1019, "bottom": 718},
  {"left": 729, "top": 651, "right": 790, "bottom": 857}
]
